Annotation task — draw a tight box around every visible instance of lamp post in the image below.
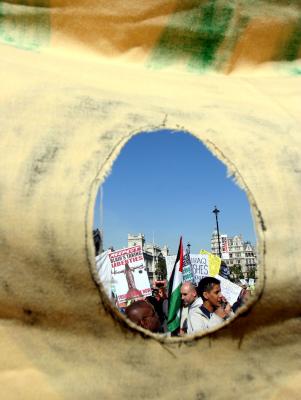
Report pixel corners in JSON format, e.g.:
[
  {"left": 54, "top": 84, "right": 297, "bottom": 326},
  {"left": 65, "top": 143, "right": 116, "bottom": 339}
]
[{"left": 212, "top": 206, "right": 222, "bottom": 258}]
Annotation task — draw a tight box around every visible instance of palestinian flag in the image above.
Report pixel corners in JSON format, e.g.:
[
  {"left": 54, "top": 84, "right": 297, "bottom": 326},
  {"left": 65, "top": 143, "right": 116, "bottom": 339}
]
[{"left": 167, "top": 237, "right": 184, "bottom": 332}]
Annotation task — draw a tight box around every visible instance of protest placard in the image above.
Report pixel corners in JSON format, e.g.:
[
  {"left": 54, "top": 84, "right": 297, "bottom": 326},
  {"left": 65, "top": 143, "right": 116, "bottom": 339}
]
[
  {"left": 183, "top": 253, "right": 194, "bottom": 282},
  {"left": 167, "top": 252, "right": 221, "bottom": 285},
  {"left": 221, "top": 235, "right": 230, "bottom": 259},
  {"left": 190, "top": 254, "right": 210, "bottom": 284},
  {"left": 216, "top": 275, "right": 242, "bottom": 305},
  {"left": 199, "top": 250, "right": 221, "bottom": 277},
  {"left": 109, "top": 245, "right": 151, "bottom": 303}
]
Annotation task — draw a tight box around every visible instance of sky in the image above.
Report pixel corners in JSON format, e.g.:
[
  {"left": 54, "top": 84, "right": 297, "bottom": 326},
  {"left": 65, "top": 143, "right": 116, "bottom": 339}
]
[{"left": 94, "top": 130, "right": 256, "bottom": 254}]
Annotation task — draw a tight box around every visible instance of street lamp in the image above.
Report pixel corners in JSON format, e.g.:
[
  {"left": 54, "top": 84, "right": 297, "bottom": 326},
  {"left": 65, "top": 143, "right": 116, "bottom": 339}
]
[{"left": 212, "top": 206, "right": 222, "bottom": 258}]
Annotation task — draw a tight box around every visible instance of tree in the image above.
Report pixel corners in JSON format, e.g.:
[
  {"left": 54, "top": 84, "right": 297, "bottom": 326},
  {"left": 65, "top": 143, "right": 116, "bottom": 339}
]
[
  {"left": 247, "top": 266, "right": 257, "bottom": 280},
  {"left": 229, "top": 264, "right": 244, "bottom": 282},
  {"left": 155, "top": 258, "right": 167, "bottom": 280}
]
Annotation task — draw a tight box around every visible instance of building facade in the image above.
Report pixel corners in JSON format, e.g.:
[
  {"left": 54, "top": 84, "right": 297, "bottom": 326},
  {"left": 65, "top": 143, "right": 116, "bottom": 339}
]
[
  {"left": 128, "top": 233, "right": 169, "bottom": 283},
  {"left": 211, "top": 230, "right": 257, "bottom": 278}
]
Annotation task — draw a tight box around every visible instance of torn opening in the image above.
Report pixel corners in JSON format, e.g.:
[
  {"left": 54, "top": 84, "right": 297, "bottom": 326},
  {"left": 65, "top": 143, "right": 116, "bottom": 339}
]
[{"left": 88, "top": 129, "right": 263, "bottom": 341}]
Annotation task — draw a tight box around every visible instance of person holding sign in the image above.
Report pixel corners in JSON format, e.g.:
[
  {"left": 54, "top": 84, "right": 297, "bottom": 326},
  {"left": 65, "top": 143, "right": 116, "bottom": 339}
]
[{"left": 185, "top": 277, "right": 233, "bottom": 334}]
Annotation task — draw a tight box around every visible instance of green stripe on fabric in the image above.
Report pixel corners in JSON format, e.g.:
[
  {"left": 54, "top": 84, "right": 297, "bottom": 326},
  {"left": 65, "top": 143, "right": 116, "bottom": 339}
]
[
  {"left": 149, "top": 0, "right": 235, "bottom": 71},
  {"left": 282, "top": 17, "right": 301, "bottom": 62},
  {"left": 188, "top": 0, "right": 234, "bottom": 69},
  {"left": 0, "top": 1, "right": 50, "bottom": 51},
  {"left": 167, "top": 315, "right": 181, "bottom": 333},
  {"left": 289, "top": 66, "right": 301, "bottom": 75}
]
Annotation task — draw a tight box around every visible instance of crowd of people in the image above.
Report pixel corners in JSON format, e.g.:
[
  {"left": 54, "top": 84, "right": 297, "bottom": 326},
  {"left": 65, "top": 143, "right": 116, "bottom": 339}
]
[
  {"left": 123, "top": 276, "right": 249, "bottom": 335},
  {"left": 93, "top": 231, "right": 251, "bottom": 335}
]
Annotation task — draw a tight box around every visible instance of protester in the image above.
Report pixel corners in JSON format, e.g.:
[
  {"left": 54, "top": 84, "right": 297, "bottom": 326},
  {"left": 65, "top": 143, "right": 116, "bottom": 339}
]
[
  {"left": 145, "top": 288, "right": 168, "bottom": 333},
  {"left": 98, "top": 236, "right": 253, "bottom": 335},
  {"left": 180, "top": 305, "right": 188, "bottom": 335},
  {"left": 219, "top": 260, "right": 230, "bottom": 279},
  {"left": 181, "top": 277, "right": 233, "bottom": 334},
  {"left": 125, "top": 300, "right": 161, "bottom": 333},
  {"left": 188, "top": 277, "right": 233, "bottom": 333},
  {"left": 158, "top": 287, "right": 167, "bottom": 301},
  {"left": 145, "top": 295, "right": 162, "bottom": 323},
  {"left": 157, "top": 287, "right": 168, "bottom": 333},
  {"left": 180, "top": 282, "right": 203, "bottom": 335},
  {"left": 232, "top": 288, "right": 250, "bottom": 313}
]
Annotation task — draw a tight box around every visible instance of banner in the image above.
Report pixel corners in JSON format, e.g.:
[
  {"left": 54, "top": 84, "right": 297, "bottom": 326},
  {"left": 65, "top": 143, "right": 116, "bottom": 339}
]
[
  {"left": 221, "top": 235, "right": 230, "bottom": 260},
  {"left": 167, "top": 251, "right": 221, "bottom": 285},
  {"left": 190, "top": 254, "right": 210, "bottom": 284},
  {"left": 109, "top": 245, "right": 151, "bottom": 303},
  {"left": 95, "top": 250, "right": 112, "bottom": 299},
  {"left": 199, "top": 250, "right": 221, "bottom": 277},
  {"left": 166, "top": 254, "right": 208, "bottom": 283},
  {"left": 216, "top": 275, "right": 242, "bottom": 306},
  {"left": 182, "top": 252, "right": 194, "bottom": 283}
]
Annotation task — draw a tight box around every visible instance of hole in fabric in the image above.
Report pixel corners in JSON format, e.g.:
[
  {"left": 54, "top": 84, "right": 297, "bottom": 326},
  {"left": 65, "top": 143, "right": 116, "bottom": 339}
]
[{"left": 92, "top": 129, "right": 260, "bottom": 337}]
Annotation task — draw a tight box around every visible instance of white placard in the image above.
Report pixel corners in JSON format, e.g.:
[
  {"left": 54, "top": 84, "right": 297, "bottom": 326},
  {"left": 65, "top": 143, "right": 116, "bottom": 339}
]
[
  {"left": 95, "top": 250, "right": 112, "bottom": 299},
  {"left": 109, "top": 245, "right": 151, "bottom": 303},
  {"left": 166, "top": 254, "right": 211, "bottom": 285},
  {"left": 216, "top": 275, "right": 242, "bottom": 305},
  {"left": 190, "top": 254, "right": 210, "bottom": 285}
]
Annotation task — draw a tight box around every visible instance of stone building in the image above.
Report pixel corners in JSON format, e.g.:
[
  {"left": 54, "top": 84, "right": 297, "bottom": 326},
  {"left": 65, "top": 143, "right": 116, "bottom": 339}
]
[
  {"left": 128, "top": 233, "right": 169, "bottom": 283},
  {"left": 211, "top": 230, "right": 257, "bottom": 278}
]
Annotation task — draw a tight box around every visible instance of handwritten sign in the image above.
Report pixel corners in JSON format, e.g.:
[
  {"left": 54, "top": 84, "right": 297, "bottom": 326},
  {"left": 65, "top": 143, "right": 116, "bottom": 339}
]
[{"left": 190, "top": 254, "right": 210, "bottom": 285}]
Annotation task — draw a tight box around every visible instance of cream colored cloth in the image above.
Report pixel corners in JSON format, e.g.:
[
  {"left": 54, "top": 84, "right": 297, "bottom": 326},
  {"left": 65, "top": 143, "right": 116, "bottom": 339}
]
[{"left": 0, "top": 1, "right": 301, "bottom": 399}]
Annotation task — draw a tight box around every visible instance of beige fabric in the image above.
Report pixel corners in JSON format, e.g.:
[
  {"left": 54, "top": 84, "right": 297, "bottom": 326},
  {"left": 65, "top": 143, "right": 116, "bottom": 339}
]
[{"left": 0, "top": 1, "right": 301, "bottom": 399}]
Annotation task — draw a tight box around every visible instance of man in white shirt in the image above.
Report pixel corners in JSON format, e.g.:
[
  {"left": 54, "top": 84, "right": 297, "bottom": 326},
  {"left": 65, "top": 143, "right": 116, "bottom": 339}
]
[
  {"left": 181, "top": 277, "right": 232, "bottom": 334},
  {"left": 180, "top": 282, "right": 202, "bottom": 335}
]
